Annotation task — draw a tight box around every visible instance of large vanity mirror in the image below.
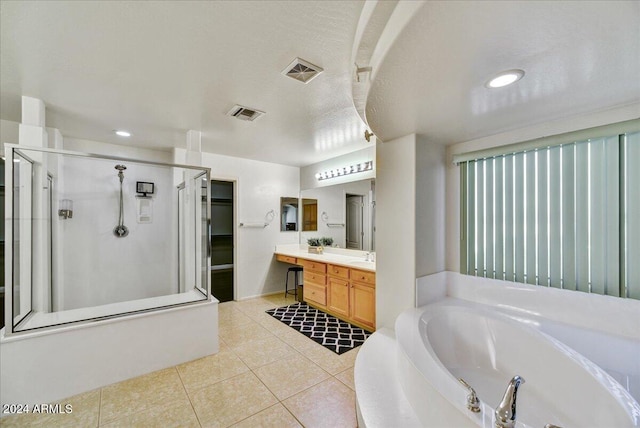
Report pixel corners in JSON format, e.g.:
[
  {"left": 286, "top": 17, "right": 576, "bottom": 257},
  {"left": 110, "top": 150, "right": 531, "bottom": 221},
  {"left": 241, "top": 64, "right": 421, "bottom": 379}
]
[
  {"left": 280, "top": 197, "right": 299, "bottom": 231},
  {"left": 300, "top": 179, "right": 375, "bottom": 251}
]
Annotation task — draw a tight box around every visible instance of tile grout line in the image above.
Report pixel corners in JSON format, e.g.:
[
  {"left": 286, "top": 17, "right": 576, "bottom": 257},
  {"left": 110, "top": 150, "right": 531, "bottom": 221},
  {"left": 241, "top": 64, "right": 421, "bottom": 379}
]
[
  {"left": 280, "top": 402, "right": 306, "bottom": 428},
  {"left": 250, "top": 359, "right": 331, "bottom": 404},
  {"left": 263, "top": 300, "right": 360, "bottom": 410},
  {"left": 174, "top": 365, "right": 205, "bottom": 428},
  {"left": 180, "top": 369, "right": 251, "bottom": 398},
  {"left": 333, "top": 371, "right": 356, "bottom": 392},
  {"left": 97, "top": 388, "right": 103, "bottom": 427},
  {"left": 5, "top": 297, "right": 355, "bottom": 428},
  {"left": 109, "top": 298, "right": 353, "bottom": 427},
  {"left": 97, "top": 367, "right": 187, "bottom": 427},
  {"left": 236, "top": 299, "right": 332, "bottom": 427},
  {"left": 246, "top": 359, "right": 312, "bottom": 428}
]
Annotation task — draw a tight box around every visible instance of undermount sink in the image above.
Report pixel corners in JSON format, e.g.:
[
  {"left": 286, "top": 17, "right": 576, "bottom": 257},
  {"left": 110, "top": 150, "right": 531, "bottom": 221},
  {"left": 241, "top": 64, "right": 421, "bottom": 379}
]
[{"left": 350, "top": 260, "right": 376, "bottom": 269}]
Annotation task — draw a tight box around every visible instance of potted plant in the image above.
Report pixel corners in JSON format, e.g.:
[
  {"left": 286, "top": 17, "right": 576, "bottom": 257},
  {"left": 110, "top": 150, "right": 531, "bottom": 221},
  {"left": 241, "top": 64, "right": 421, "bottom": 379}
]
[
  {"left": 307, "top": 237, "right": 323, "bottom": 254},
  {"left": 320, "top": 237, "right": 334, "bottom": 247}
]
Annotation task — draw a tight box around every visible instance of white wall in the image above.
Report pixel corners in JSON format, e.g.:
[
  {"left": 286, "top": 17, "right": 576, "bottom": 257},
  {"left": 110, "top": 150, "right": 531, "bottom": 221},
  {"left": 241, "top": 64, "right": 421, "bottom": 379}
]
[
  {"left": 415, "top": 136, "right": 446, "bottom": 277},
  {"left": 375, "top": 133, "right": 448, "bottom": 329},
  {"left": 376, "top": 134, "right": 416, "bottom": 329},
  {"left": 444, "top": 103, "right": 640, "bottom": 271},
  {"left": 300, "top": 179, "right": 373, "bottom": 249},
  {"left": 64, "top": 138, "right": 172, "bottom": 163},
  {"left": 0, "top": 119, "right": 19, "bottom": 151},
  {"left": 57, "top": 151, "right": 178, "bottom": 310},
  {"left": 197, "top": 150, "right": 300, "bottom": 300}
]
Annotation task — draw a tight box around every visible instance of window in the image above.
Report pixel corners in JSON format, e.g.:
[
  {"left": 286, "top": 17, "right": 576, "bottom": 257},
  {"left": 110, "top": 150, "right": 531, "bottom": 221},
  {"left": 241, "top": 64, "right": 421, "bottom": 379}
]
[{"left": 459, "top": 128, "right": 639, "bottom": 299}]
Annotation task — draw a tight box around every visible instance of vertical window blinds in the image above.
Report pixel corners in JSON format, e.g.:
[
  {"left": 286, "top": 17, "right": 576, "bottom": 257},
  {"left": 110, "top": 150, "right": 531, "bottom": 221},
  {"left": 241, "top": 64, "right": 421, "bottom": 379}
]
[{"left": 460, "top": 130, "right": 639, "bottom": 299}]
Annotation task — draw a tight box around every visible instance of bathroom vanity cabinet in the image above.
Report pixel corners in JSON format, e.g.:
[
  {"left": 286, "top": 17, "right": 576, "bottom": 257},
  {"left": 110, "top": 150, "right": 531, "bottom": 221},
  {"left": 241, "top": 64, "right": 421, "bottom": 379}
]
[
  {"left": 299, "top": 259, "right": 328, "bottom": 306},
  {"left": 344, "top": 269, "right": 376, "bottom": 329},
  {"left": 275, "top": 251, "right": 376, "bottom": 331},
  {"left": 309, "top": 260, "right": 376, "bottom": 331}
]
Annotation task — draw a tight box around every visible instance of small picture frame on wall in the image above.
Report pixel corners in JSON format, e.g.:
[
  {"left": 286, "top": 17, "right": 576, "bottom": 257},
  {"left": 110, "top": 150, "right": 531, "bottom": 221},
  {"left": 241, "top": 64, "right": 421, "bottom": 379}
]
[{"left": 136, "top": 181, "right": 154, "bottom": 197}]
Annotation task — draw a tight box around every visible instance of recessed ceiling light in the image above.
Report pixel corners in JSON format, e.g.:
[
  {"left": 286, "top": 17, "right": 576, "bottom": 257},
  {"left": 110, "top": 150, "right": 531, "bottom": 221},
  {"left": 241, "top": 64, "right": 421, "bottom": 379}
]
[
  {"left": 114, "top": 130, "right": 131, "bottom": 137},
  {"left": 486, "top": 69, "right": 525, "bottom": 88}
]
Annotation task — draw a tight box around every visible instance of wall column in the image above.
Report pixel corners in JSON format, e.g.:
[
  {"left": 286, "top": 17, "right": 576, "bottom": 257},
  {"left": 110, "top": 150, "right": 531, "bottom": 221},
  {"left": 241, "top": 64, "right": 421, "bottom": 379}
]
[
  {"left": 375, "top": 133, "right": 447, "bottom": 329},
  {"left": 375, "top": 134, "right": 416, "bottom": 329}
]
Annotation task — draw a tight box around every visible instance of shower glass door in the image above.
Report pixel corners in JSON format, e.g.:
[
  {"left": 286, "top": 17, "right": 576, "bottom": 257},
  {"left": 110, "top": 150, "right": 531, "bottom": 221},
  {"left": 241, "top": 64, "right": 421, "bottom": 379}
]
[{"left": 4, "top": 145, "right": 211, "bottom": 335}]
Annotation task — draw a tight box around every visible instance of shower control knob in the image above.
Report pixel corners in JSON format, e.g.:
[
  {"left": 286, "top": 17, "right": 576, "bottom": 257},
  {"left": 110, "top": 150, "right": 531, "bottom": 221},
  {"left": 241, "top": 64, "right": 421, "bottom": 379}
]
[{"left": 113, "top": 225, "right": 129, "bottom": 237}]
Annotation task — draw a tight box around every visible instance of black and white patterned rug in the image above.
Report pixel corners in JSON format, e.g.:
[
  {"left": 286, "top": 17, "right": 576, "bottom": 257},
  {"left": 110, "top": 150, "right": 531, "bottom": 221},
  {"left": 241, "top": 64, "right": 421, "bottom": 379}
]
[{"left": 266, "top": 303, "right": 371, "bottom": 355}]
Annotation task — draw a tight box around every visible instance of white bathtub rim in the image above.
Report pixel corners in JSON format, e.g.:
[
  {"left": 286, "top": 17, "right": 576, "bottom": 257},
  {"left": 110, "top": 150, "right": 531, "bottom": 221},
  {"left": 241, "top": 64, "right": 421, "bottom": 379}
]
[
  {"left": 354, "top": 328, "right": 423, "bottom": 428},
  {"left": 447, "top": 271, "right": 640, "bottom": 341},
  {"left": 396, "top": 299, "right": 640, "bottom": 427},
  {"left": 396, "top": 343, "right": 482, "bottom": 427},
  {"left": 396, "top": 304, "right": 484, "bottom": 426}
]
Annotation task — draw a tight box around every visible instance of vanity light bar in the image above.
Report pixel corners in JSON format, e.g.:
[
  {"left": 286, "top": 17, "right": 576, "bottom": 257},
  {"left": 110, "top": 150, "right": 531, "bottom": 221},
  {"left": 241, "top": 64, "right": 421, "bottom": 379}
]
[{"left": 315, "top": 161, "right": 373, "bottom": 181}]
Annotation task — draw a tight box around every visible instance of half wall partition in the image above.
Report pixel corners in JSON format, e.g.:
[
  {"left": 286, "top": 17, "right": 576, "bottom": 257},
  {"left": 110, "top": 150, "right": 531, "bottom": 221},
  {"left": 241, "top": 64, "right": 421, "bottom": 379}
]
[{"left": 3, "top": 144, "right": 211, "bottom": 334}]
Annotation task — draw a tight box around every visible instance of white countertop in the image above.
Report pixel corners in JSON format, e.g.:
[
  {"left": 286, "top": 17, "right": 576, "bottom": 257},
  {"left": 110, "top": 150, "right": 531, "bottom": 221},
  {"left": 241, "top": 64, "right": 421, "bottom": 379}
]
[{"left": 274, "top": 244, "right": 376, "bottom": 272}]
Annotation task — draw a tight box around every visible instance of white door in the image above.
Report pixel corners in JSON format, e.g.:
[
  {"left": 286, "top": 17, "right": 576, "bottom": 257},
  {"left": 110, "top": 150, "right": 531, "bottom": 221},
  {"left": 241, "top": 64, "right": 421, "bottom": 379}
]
[{"left": 346, "top": 195, "right": 363, "bottom": 249}]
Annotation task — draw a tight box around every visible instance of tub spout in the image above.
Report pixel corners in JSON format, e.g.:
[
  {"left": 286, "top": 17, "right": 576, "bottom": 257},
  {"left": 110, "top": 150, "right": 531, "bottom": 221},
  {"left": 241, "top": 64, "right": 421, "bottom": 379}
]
[{"left": 495, "top": 375, "right": 525, "bottom": 428}]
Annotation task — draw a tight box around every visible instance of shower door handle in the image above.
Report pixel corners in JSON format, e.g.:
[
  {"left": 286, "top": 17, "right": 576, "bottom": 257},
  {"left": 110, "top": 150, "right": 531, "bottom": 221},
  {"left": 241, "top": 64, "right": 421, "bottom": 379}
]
[{"left": 207, "top": 219, "right": 212, "bottom": 259}]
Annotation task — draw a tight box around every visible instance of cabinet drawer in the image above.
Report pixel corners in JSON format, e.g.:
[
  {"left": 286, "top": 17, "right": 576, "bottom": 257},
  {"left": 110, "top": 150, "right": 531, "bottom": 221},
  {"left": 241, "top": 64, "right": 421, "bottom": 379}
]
[
  {"left": 304, "top": 283, "right": 326, "bottom": 306},
  {"left": 328, "top": 264, "right": 350, "bottom": 279},
  {"left": 299, "top": 259, "right": 327, "bottom": 274},
  {"left": 351, "top": 269, "right": 376, "bottom": 286},
  {"left": 304, "top": 272, "right": 326, "bottom": 286},
  {"left": 276, "top": 254, "right": 297, "bottom": 264}
]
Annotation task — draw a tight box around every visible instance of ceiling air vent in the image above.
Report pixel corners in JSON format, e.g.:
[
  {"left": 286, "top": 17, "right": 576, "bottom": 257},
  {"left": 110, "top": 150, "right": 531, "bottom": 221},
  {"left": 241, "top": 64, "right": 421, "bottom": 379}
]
[
  {"left": 282, "top": 57, "right": 323, "bottom": 84},
  {"left": 226, "top": 105, "right": 265, "bottom": 122}
]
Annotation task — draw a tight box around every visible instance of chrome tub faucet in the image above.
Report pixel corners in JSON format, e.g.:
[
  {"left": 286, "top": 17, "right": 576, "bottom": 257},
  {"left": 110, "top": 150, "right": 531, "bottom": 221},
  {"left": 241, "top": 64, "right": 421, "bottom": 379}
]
[{"left": 495, "top": 375, "right": 525, "bottom": 428}]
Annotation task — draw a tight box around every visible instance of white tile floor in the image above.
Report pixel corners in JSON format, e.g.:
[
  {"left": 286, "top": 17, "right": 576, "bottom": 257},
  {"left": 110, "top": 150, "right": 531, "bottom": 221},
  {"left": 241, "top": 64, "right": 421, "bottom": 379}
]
[{"left": 2, "top": 294, "right": 359, "bottom": 427}]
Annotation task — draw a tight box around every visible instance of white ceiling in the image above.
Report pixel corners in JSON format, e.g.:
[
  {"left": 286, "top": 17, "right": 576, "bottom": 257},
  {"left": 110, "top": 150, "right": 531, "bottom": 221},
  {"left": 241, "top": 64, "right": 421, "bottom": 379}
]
[
  {"left": 2, "top": 1, "right": 639, "bottom": 168},
  {"left": 365, "top": 1, "right": 640, "bottom": 144},
  {"left": 1, "top": 0, "right": 369, "bottom": 166}
]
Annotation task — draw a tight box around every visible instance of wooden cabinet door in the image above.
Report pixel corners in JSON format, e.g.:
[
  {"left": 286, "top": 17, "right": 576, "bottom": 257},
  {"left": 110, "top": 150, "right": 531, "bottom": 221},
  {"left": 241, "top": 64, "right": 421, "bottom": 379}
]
[
  {"left": 327, "top": 277, "right": 350, "bottom": 317},
  {"left": 305, "top": 282, "right": 327, "bottom": 306},
  {"left": 350, "top": 282, "right": 375, "bottom": 329}
]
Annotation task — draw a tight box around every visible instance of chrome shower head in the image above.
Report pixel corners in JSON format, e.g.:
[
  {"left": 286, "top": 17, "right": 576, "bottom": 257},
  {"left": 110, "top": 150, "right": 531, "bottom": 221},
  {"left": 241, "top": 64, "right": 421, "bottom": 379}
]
[{"left": 115, "top": 164, "right": 126, "bottom": 183}]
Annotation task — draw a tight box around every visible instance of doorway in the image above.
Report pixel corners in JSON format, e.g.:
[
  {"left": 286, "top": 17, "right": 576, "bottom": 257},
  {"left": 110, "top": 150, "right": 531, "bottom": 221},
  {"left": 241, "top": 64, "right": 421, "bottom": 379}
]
[
  {"left": 346, "top": 194, "right": 364, "bottom": 250},
  {"left": 210, "top": 180, "right": 235, "bottom": 302}
]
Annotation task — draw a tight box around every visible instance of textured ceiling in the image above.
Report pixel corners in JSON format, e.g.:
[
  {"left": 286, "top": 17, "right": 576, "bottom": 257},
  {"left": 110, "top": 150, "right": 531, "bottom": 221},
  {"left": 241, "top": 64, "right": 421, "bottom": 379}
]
[
  {"left": 4, "top": 1, "right": 639, "bottom": 166},
  {"left": 365, "top": 1, "right": 640, "bottom": 144},
  {"left": 0, "top": 1, "right": 369, "bottom": 166}
]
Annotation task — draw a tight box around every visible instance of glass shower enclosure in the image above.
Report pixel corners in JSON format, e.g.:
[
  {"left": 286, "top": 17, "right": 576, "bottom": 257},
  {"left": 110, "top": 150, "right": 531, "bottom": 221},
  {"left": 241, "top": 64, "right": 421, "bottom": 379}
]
[{"left": 3, "top": 144, "right": 211, "bottom": 334}]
